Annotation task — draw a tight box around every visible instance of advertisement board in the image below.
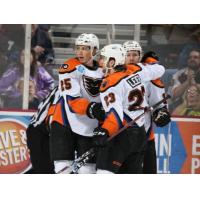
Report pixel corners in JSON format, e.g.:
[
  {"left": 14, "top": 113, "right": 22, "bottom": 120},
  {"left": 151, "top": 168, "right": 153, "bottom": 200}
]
[
  {"left": 0, "top": 110, "right": 35, "bottom": 174},
  {"left": 0, "top": 110, "right": 200, "bottom": 174},
  {"left": 155, "top": 117, "right": 200, "bottom": 174}
]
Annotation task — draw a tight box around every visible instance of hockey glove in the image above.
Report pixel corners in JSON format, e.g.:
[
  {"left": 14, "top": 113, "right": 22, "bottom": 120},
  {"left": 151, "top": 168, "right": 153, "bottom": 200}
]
[
  {"left": 141, "top": 51, "right": 159, "bottom": 63},
  {"left": 93, "top": 127, "right": 109, "bottom": 147},
  {"left": 87, "top": 102, "right": 105, "bottom": 121},
  {"left": 152, "top": 107, "right": 171, "bottom": 127}
]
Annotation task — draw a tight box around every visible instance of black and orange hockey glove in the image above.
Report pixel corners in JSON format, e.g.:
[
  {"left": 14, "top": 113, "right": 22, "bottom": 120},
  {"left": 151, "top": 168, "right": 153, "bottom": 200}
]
[{"left": 141, "top": 51, "right": 159, "bottom": 64}]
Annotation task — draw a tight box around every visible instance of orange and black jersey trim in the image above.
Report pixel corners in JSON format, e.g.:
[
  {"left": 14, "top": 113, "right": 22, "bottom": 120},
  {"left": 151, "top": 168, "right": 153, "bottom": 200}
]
[
  {"left": 125, "top": 64, "right": 142, "bottom": 74},
  {"left": 146, "top": 123, "right": 155, "bottom": 141},
  {"left": 100, "top": 64, "right": 142, "bottom": 93},
  {"left": 126, "top": 63, "right": 165, "bottom": 88},
  {"left": 59, "top": 58, "right": 100, "bottom": 74},
  {"left": 100, "top": 71, "right": 127, "bottom": 93},
  {"left": 66, "top": 95, "right": 90, "bottom": 115},
  {"left": 143, "top": 57, "right": 158, "bottom": 64},
  {"left": 45, "top": 104, "right": 56, "bottom": 125},
  {"left": 59, "top": 58, "right": 81, "bottom": 74},
  {"left": 151, "top": 78, "right": 165, "bottom": 88},
  {"left": 102, "top": 108, "right": 123, "bottom": 136},
  {"left": 51, "top": 97, "right": 69, "bottom": 126}
]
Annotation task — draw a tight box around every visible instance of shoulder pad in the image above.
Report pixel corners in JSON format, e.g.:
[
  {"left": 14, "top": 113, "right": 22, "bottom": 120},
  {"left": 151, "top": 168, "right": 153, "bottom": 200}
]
[
  {"left": 125, "top": 64, "right": 142, "bottom": 74},
  {"left": 100, "top": 71, "right": 129, "bottom": 93},
  {"left": 59, "top": 58, "right": 81, "bottom": 74}
]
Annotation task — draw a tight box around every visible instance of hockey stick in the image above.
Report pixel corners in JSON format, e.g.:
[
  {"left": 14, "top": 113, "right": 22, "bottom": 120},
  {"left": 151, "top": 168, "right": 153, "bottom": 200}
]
[
  {"left": 57, "top": 94, "right": 171, "bottom": 174},
  {"left": 57, "top": 148, "right": 96, "bottom": 174}
]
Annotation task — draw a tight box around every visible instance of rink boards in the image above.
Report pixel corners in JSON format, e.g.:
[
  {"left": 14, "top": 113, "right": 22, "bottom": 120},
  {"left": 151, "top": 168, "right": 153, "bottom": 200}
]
[{"left": 0, "top": 110, "right": 200, "bottom": 174}]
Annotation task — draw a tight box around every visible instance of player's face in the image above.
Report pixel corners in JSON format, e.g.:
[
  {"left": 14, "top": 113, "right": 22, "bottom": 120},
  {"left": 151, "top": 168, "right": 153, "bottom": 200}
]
[
  {"left": 75, "top": 45, "right": 93, "bottom": 65},
  {"left": 125, "top": 50, "right": 140, "bottom": 64}
]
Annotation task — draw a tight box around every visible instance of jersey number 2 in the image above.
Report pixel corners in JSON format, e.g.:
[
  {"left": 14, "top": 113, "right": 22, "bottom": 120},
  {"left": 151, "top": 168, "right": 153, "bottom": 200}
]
[{"left": 128, "top": 86, "right": 145, "bottom": 111}]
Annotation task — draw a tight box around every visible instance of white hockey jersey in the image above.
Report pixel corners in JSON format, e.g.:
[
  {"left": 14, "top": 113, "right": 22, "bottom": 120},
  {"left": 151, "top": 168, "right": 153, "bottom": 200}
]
[
  {"left": 100, "top": 63, "right": 165, "bottom": 136},
  {"left": 136, "top": 64, "right": 166, "bottom": 125},
  {"left": 58, "top": 58, "right": 104, "bottom": 136},
  {"left": 144, "top": 79, "right": 167, "bottom": 137}
]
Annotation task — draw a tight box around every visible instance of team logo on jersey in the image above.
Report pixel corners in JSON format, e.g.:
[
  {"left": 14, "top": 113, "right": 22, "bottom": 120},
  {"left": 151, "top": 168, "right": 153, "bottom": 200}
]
[
  {"left": 82, "top": 75, "right": 102, "bottom": 97},
  {"left": 126, "top": 74, "right": 141, "bottom": 88},
  {"left": 61, "top": 64, "right": 69, "bottom": 69}
]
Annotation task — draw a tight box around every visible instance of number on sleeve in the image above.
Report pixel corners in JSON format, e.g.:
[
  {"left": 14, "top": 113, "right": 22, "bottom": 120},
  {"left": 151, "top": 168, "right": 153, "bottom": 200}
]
[
  {"left": 104, "top": 92, "right": 116, "bottom": 107},
  {"left": 60, "top": 78, "right": 71, "bottom": 91}
]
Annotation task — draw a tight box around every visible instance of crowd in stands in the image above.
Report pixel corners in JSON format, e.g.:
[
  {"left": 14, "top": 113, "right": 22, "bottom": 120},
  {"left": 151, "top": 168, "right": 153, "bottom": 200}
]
[
  {"left": 169, "top": 49, "right": 200, "bottom": 116},
  {"left": 0, "top": 24, "right": 200, "bottom": 117},
  {"left": 0, "top": 24, "right": 55, "bottom": 110}
]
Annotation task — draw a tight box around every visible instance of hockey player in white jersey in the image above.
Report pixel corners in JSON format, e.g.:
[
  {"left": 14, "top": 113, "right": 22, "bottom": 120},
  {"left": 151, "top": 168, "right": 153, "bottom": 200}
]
[
  {"left": 93, "top": 44, "right": 165, "bottom": 173},
  {"left": 50, "top": 33, "right": 104, "bottom": 173},
  {"left": 123, "top": 41, "right": 171, "bottom": 173}
]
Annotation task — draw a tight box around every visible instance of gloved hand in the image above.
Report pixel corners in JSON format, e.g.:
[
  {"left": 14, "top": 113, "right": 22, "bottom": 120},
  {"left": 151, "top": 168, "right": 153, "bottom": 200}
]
[
  {"left": 141, "top": 51, "right": 159, "bottom": 63},
  {"left": 93, "top": 127, "right": 109, "bottom": 147},
  {"left": 152, "top": 107, "right": 171, "bottom": 127},
  {"left": 87, "top": 102, "right": 105, "bottom": 121}
]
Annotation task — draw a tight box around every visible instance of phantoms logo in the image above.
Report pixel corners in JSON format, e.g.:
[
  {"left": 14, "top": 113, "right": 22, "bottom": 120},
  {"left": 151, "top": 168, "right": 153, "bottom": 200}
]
[
  {"left": 0, "top": 119, "right": 31, "bottom": 174},
  {"left": 82, "top": 75, "right": 102, "bottom": 97}
]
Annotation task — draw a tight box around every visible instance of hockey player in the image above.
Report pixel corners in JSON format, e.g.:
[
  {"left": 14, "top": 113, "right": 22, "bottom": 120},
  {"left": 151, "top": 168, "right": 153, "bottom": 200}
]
[
  {"left": 26, "top": 86, "right": 60, "bottom": 173},
  {"left": 93, "top": 44, "right": 166, "bottom": 174},
  {"left": 123, "top": 41, "right": 171, "bottom": 173},
  {"left": 50, "top": 33, "right": 104, "bottom": 174}
]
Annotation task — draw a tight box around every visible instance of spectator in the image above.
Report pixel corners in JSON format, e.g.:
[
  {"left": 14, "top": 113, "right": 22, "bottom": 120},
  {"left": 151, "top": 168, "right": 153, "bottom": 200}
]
[
  {"left": 178, "top": 28, "right": 200, "bottom": 68},
  {"left": 0, "top": 51, "right": 7, "bottom": 77},
  {"left": 172, "top": 84, "right": 200, "bottom": 116},
  {"left": 20, "top": 49, "right": 55, "bottom": 101},
  {"left": 0, "top": 25, "right": 25, "bottom": 73},
  {"left": 31, "top": 24, "right": 54, "bottom": 65},
  {"left": 171, "top": 49, "right": 200, "bottom": 110},
  {"left": 0, "top": 50, "right": 22, "bottom": 99},
  {"left": 5, "top": 78, "right": 40, "bottom": 110}
]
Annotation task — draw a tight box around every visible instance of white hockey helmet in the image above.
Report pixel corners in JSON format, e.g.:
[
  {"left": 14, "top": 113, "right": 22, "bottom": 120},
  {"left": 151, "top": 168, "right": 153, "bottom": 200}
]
[
  {"left": 123, "top": 40, "right": 142, "bottom": 55},
  {"left": 90, "top": 33, "right": 99, "bottom": 50},
  {"left": 75, "top": 33, "right": 99, "bottom": 50},
  {"left": 100, "top": 44, "right": 126, "bottom": 69}
]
